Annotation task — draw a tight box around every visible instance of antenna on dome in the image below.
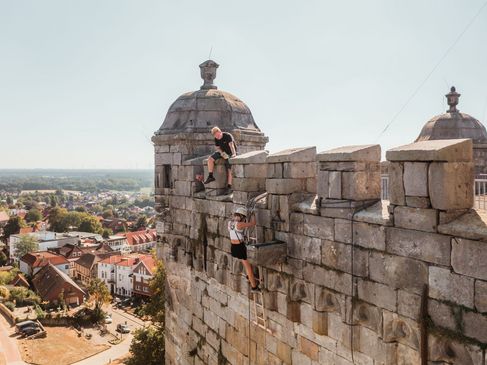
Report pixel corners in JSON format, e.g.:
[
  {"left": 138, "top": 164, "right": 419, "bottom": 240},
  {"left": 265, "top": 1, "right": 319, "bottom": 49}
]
[{"left": 208, "top": 46, "right": 213, "bottom": 60}]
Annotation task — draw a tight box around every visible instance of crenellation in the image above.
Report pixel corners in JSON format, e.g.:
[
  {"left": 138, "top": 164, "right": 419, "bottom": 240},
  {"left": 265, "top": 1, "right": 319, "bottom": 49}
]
[{"left": 154, "top": 65, "right": 487, "bottom": 363}]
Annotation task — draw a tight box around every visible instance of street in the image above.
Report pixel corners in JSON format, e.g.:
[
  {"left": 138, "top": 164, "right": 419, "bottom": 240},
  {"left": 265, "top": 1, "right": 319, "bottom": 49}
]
[{"left": 0, "top": 312, "right": 27, "bottom": 365}]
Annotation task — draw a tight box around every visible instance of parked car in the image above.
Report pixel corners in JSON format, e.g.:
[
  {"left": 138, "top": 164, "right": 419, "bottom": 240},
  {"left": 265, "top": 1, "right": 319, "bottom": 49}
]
[
  {"left": 22, "top": 326, "right": 41, "bottom": 337},
  {"left": 104, "top": 314, "right": 112, "bottom": 324},
  {"left": 16, "top": 320, "right": 37, "bottom": 332},
  {"left": 116, "top": 324, "right": 130, "bottom": 333}
]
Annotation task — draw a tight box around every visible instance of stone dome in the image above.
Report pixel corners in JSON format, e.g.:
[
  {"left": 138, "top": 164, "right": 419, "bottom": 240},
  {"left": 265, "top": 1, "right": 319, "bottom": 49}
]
[
  {"left": 416, "top": 87, "right": 487, "bottom": 144},
  {"left": 156, "top": 60, "right": 262, "bottom": 135}
]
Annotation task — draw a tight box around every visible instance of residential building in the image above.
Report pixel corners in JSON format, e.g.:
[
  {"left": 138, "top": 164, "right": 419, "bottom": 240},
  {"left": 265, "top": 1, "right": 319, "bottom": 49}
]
[
  {"left": 32, "top": 264, "right": 85, "bottom": 306},
  {"left": 73, "top": 251, "right": 115, "bottom": 285},
  {"left": 133, "top": 255, "right": 156, "bottom": 298},
  {"left": 0, "top": 211, "right": 9, "bottom": 227},
  {"left": 19, "top": 251, "right": 70, "bottom": 277},
  {"left": 120, "top": 229, "right": 157, "bottom": 253},
  {"left": 10, "top": 273, "right": 29, "bottom": 288}
]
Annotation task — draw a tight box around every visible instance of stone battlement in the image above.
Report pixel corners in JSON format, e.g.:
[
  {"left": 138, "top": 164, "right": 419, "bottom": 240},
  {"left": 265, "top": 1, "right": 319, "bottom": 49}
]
[{"left": 156, "top": 136, "right": 487, "bottom": 364}]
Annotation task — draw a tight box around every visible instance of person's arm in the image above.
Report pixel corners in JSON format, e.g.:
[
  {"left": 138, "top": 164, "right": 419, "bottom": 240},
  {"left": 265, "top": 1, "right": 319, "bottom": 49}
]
[
  {"left": 229, "top": 141, "right": 237, "bottom": 157},
  {"left": 236, "top": 215, "right": 256, "bottom": 229}
]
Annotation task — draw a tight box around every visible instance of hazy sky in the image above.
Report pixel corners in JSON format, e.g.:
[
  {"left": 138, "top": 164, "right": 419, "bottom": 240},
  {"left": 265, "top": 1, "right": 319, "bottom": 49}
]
[{"left": 1, "top": 1, "right": 487, "bottom": 169}]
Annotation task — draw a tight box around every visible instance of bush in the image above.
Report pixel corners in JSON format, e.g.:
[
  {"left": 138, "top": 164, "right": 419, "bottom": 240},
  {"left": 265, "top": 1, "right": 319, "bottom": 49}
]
[
  {"left": 0, "top": 285, "right": 9, "bottom": 300},
  {"left": 35, "top": 305, "right": 46, "bottom": 319},
  {"left": 9, "top": 287, "right": 41, "bottom": 307},
  {"left": 4, "top": 301, "right": 15, "bottom": 312}
]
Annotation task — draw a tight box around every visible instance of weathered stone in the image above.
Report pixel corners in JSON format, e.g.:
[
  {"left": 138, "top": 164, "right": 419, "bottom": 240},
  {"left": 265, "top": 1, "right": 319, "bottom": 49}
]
[
  {"left": 393, "top": 206, "right": 438, "bottom": 232},
  {"left": 397, "top": 290, "right": 421, "bottom": 321},
  {"left": 303, "top": 215, "right": 334, "bottom": 240},
  {"left": 438, "top": 210, "right": 487, "bottom": 241},
  {"left": 405, "top": 196, "right": 431, "bottom": 208},
  {"left": 342, "top": 171, "right": 381, "bottom": 201},
  {"left": 328, "top": 171, "right": 342, "bottom": 199},
  {"left": 353, "top": 222, "right": 386, "bottom": 251},
  {"left": 335, "top": 218, "right": 352, "bottom": 244},
  {"left": 304, "top": 264, "right": 352, "bottom": 294},
  {"left": 316, "top": 170, "right": 329, "bottom": 198},
  {"left": 396, "top": 343, "right": 420, "bottom": 365},
  {"left": 428, "top": 162, "right": 474, "bottom": 210},
  {"left": 452, "top": 237, "right": 487, "bottom": 280},
  {"left": 283, "top": 162, "right": 316, "bottom": 178},
  {"left": 243, "top": 164, "right": 268, "bottom": 178},
  {"left": 267, "top": 163, "right": 283, "bottom": 178},
  {"left": 475, "top": 280, "right": 487, "bottom": 313},
  {"left": 174, "top": 180, "right": 192, "bottom": 196},
  {"left": 429, "top": 266, "right": 474, "bottom": 308},
  {"left": 427, "top": 299, "right": 457, "bottom": 331},
  {"left": 266, "top": 178, "right": 303, "bottom": 194},
  {"left": 232, "top": 177, "right": 265, "bottom": 192},
  {"left": 288, "top": 234, "right": 321, "bottom": 264},
  {"left": 403, "top": 162, "right": 428, "bottom": 197},
  {"left": 388, "top": 162, "right": 405, "bottom": 205},
  {"left": 428, "top": 334, "right": 484, "bottom": 365},
  {"left": 306, "top": 177, "right": 316, "bottom": 193},
  {"left": 357, "top": 278, "right": 396, "bottom": 311},
  {"left": 382, "top": 311, "right": 420, "bottom": 350},
  {"left": 230, "top": 150, "right": 268, "bottom": 164},
  {"left": 386, "top": 227, "right": 451, "bottom": 265},
  {"left": 463, "top": 310, "right": 487, "bottom": 343},
  {"left": 386, "top": 139, "right": 473, "bottom": 162},
  {"left": 321, "top": 240, "right": 351, "bottom": 273},
  {"left": 267, "top": 146, "right": 316, "bottom": 163},
  {"left": 353, "top": 201, "right": 392, "bottom": 226},
  {"left": 353, "top": 301, "right": 382, "bottom": 333},
  {"left": 317, "top": 144, "right": 381, "bottom": 162},
  {"left": 369, "top": 252, "right": 428, "bottom": 294},
  {"left": 312, "top": 311, "right": 328, "bottom": 335}
]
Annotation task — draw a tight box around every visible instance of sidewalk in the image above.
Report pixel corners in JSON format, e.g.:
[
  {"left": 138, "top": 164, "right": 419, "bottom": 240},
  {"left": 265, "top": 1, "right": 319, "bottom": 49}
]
[{"left": 0, "top": 313, "right": 27, "bottom": 365}]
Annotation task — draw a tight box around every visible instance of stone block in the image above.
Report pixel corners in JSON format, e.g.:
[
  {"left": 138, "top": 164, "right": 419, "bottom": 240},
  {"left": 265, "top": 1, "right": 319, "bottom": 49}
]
[
  {"left": 353, "top": 301, "right": 382, "bottom": 333},
  {"left": 283, "top": 162, "right": 316, "bottom": 178},
  {"left": 428, "top": 162, "right": 474, "bottom": 210},
  {"left": 174, "top": 180, "right": 191, "bottom": 196},
  {"left": 429, "top": 266, "right": 474, "bottom": 308},
  {"left": 267, "top": 146, "right": 316, "bottom": 163},
  {"left": 155, "top": 152, "right": 173, "bottom": 165},
  {"left": 389, "top": 162, "right": 405, "bottom": 205},
  {"left": 298, "top": 336, "right": 320, "bottom": 361},
  {"left": 353, "top": 222, "right": 386, "bottom": 251},
  {"left": 452, "top": 237, "right": 487, "bottom": 280},
  {"left": 335, "top": 218, "right": 352, "bottom": 243},
  {"left": 266, "top": 178, "right": 303, "bottom": 194},
  {"left": 369, "top": 252, "right": 428, "bottom": 294},
  {"left": 328, "top": 171, "right": 342, "bottom": 199},
  {"left": 304, "top": 264, "right": 352, "bottom": 294},
  {"left": 243, "top": 164, "right": 268, "bottom": 178},
  {"left": 290, "top": 213, "right": 304, "bottom": 235},
  {"left": 306, "top": 177, "right": 316, "bottom": 193},
  {"left": 393, "top": 206, "right": 438, "bottom": 232},
  {"left": 386, "top": 139, "right": 473, "bottom": 162},
  {"left": 317, "top": 144, "right": 381, "bottom": 162},
  {"left": 382, "top": 311, "right": 420, "bottom": 350},
  {"left": 288, "top": 234, "right": 321, "bottom": 265},
  {"left": 463, "top": 310, "right": 487, "bottom": 343},
  {"left": 386, "top": 227, "right": 451, "bottom": 265},
  {"left": 230, "top": 150, "right": 268, "bottom": 164},
  {"left": 405, "top": 196, "right": 431, "bottom": 208},
  {"left": 267, "top": 163, "right": 283, "bottom": 178},
  {"left": 322, "top": 240, "right": 351, "bottom": 273},
  {"left": 357, "top": 278, "right": 396, "bottom": 311},
  {"left": 397, "top": 290, "right": 421, "bottom": 321},
  {"left": 403, "top": 162, "right": 428, "bottom": 197},
  {"left": 312, "top": 311, "right": 328, "bottom": 335},
  {"left": 396, "top": 343, "right": 420, "bottom": 365},
  {"left": 475, "top": 280, "right": 487, "bottom": 313},
  {"left": 232, "top": 177, "right": 265, "bottom": 192},
  {"left": 342, "top": 171, "right": 381, "bottom": 201},
  {"left": 428, "top": 334, "right": 484, "bottom": 365},
  {"left": 427, "top": 299, "right": 457, "bottom": 331},
  {"left": 316, "top": 170, "right": 329, "bottom": 198},
  {"left": 303, "top": 214, "right": 334, "bottom": 240}
]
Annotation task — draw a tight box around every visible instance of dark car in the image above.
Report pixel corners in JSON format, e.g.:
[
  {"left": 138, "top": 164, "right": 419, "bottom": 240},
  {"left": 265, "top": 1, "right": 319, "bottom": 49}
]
[
  {"left": 20, "top": 324, "right": 39, "bottom": 334},
  {"left": 22, "top": 327, "right": 41, "bottom": 337},
  {"left": 16, "top": 320, "right": 37, "bottom": 332}
]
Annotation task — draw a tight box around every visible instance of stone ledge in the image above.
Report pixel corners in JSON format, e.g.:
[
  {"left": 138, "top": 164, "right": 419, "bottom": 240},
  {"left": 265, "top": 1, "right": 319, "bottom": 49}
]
[
  {"left": 438, "top": 209, "right": 487, "bottom": 241},
  {"left": 353, "top": 201, "right": 392, "bottom": 226},
  {"left": 230, "top": 150, "right": 268, "bottom": 164},
  {"left": 267, "top": 147, "right": 316, "bottom": 163},
  {"left": 386, "top": 139, "right": 472, "bottom": 162},
  {"left": 317, "top": 144, "right": 380, "bottom": 162}
]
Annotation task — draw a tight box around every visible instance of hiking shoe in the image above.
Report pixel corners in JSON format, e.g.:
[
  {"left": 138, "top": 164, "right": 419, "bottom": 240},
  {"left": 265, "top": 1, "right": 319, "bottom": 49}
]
[
  {"left": 204, "top": 175, "right": 215, "bottom": 184},
  {"left": 251, "top": 284, "right": 261, "bottom": 293}
]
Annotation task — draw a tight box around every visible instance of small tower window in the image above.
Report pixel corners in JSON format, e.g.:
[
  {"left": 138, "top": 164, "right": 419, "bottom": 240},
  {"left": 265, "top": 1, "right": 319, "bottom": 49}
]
[{"left": 163, "top": 164, "right": 172, "bottom": 188}]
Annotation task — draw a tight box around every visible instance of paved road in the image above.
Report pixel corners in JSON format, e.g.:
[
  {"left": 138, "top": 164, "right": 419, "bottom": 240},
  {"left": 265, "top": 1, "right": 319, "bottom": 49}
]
[
  {"left": 72, "top": 307, "right": 147, "bottom": 365},
  {"left": 0, "top": 313, "right": 27, "bottom": 365}
]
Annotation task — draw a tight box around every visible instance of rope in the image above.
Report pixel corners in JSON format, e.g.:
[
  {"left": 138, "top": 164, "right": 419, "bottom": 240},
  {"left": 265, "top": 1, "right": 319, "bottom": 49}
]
[{"left": 375, "top": 0, "right": 487, "bottom": 141}]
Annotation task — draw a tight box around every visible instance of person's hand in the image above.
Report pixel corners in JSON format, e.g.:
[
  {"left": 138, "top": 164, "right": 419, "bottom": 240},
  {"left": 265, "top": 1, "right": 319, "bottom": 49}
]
[{"left": 231, "top": 154, "right": 236, "bottom": 158}]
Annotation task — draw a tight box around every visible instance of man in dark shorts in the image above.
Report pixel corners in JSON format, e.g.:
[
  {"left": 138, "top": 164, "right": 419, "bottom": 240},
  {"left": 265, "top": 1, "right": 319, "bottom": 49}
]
[{"left": 203, "top": 126, "right": 236, "bottom": 191}]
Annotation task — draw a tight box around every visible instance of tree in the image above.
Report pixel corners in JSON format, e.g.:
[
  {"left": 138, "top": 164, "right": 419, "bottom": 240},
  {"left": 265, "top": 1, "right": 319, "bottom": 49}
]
[
  {"left": 78, "top": 215, "right": 103, "bottom": 234},
  {"left": 2, "top": 216, "right": 26, "bottom": 241},
  {"left": 25, "top": 208, "right": 42, "bottom": 223},
  {"left": 102, "top": 228, "right": 113, "bottom": 239},
  {"left": 0, "top": 251, "right": 7, "bottom": 266},
  {"left": 15, "top": 234, "right": 39, "bottom": 259},
  {"left": 48, "top": 207, "right": 68, "bottom": 232},
  {"left": 75, "top": 206, "right": 86, "bottom": 213},
  {"left": 87, "top": 278, "right": 111, "bottom": 317},
  {"left": 50, "top": 195, "right": 58, "bottom": 208},
  {"left": 102, "top": 209, "right": 114, "bottom": 219},
  {"left": 125, "top": 259, "right": 165, "bottom": 365},
  {"left": 0, "top": 286, "right": 9, "bottom": 300},
  {"left": 6, "top": 196, "right": 13, "bottom": 205},
  {"left": 132, "top": 216, "right": 148, "bottom": 232}
]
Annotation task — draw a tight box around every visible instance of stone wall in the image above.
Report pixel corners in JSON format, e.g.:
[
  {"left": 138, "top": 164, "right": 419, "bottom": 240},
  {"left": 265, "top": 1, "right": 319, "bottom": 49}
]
[{"left": 156, "top": 138, "right": 487, "bottom": 365}]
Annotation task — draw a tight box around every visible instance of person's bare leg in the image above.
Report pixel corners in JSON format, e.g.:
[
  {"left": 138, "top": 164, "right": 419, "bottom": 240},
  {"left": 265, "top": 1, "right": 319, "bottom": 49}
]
[
  {"left": 208, "top": 157, "right": 215, "bottom": 173},
  {"left": 242, "top": 260, "right": 257, "bottom": 288},
  {"left": 227, "top": 167, "right": 233, "bottom": 186}
]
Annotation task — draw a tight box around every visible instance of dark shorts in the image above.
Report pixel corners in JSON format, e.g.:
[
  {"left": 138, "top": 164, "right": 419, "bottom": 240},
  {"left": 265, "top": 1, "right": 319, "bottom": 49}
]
[
  {"left": 211, "top": 152, "right": 231, "bottom": 170},
  {"left": 231, "top": 242, "right": 247, "bottom": 260}
]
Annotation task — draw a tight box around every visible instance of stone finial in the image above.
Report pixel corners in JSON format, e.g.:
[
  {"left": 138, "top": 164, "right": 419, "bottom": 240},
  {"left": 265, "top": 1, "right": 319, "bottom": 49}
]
[
  {"left": 199, "top": 60, "right": 219, "bottom": 90},
  {"left": 446, "top": 86, "right": 461, "bottom": 113}
]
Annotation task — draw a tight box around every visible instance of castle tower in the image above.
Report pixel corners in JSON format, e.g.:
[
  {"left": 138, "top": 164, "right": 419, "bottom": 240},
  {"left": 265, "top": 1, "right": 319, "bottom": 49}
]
[{"left": 152, "top": 60, "right": 268, "bottom": 210}]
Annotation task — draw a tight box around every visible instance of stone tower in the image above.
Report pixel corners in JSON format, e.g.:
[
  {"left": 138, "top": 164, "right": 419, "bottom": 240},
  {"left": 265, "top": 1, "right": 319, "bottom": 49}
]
[
  {"left": 416, "top": 86, "right": 487, "bottom": 174},
  {"left": 152, "top": 60, "right": 268, "bottom": 210}
]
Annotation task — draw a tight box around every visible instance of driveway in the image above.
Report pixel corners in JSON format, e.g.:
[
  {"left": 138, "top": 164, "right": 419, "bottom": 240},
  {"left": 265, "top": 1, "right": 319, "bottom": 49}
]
[
  {"left": 0, "top": 313, "right": 27, "bottom": 365},
  {"left": 71, "top": 307, "right": 147, "bottom": 365}
]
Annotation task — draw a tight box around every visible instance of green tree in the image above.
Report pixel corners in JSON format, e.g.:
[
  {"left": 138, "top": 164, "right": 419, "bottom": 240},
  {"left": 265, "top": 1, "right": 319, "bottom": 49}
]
[
  {"left": 48, "top": 207, "right": 68, "bottom": 232},
  {"left": 6, "top": 196, "right": 13, "bottom": 205},
  {"left": 102, "top": 209, "right": 114, "bottom": 219},
  {"left": 0, "top": 251, "right": 7, "bottom": 266},
  {"left": 102, "top": 228, "right": 113, "bottom": 239},
  {"left": 132, "top": 216, "right": 148, "bottom": 232},
  {"left": 78, "top": 215, "right": 103, "bottom": 234},
  {"left": 75, "top": 206, "right": 86, "bottom": 213},
  {"left": 125, "top": 259, "right": 165, "bottom": 365},
  {"left": 25, "top": 208, "right": 42, "bottom": 223},
  {"left": 15, "top": 234, "right": 39, "bottom": 258},
  {"left": 0, "top": 285, "right": 9, "bottom": 300},
  {"left": 50, "top": 195, "right": 58, "bottom": 207},
  {"left": 87, "top": 278, "right": 111, "bottom": 317},
  {"left": 2, "top": 216, "right": 26, "bottom": 241}
]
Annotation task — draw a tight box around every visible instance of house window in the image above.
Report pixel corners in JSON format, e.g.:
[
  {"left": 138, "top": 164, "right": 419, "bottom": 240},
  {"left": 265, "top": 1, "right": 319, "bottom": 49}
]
[{"left": 143, "top": 287, "right": 148, "bottom": 292}]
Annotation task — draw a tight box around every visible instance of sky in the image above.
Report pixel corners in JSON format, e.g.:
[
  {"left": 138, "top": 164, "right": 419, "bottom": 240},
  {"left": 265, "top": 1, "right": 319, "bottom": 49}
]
[{"left": 1, "top": 0, "right": 487, "bottom": 169}]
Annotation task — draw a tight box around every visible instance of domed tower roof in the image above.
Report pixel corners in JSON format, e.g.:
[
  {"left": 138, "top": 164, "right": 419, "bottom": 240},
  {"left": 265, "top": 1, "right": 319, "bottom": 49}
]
[
  {"left": 416, "top": 87, "right": 487, "bottom": 144},
  {"left": 155, "top": 60, "right": 263, "bottom": 135}
]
